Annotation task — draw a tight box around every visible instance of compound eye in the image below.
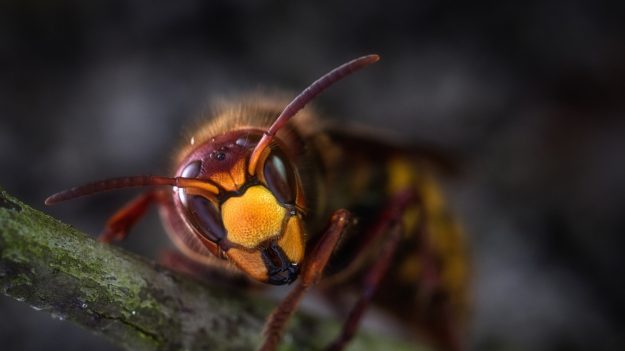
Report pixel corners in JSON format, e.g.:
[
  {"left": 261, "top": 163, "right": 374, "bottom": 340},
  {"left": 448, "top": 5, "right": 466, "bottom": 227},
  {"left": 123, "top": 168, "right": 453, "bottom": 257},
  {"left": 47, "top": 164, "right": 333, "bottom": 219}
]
[
  {"left": 262, "top": 149, "right": 296, "bottom": 204},
  {"left": 186, "top": 195, "right": 226, "bottom": 243}
]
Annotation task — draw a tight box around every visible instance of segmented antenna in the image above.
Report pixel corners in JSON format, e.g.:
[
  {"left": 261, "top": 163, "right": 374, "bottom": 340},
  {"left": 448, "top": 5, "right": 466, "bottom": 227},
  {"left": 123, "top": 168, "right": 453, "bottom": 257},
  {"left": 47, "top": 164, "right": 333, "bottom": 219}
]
[
  {"left": 45, "top": 176, "right": 219, "bottom": 205},
  {"left": 247, "top": 54, "right": 380, "bottom": 175}
]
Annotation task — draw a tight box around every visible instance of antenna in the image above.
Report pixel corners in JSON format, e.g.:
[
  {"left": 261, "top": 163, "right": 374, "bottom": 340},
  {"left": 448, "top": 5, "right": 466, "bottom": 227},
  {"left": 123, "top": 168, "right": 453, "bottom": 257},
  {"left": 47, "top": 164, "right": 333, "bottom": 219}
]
[
  {"left": 247, "top": 54, "right": 380, "bottom": 175},
  {"left": 45, "top": 176, "right": 219, "bottom": 205}
]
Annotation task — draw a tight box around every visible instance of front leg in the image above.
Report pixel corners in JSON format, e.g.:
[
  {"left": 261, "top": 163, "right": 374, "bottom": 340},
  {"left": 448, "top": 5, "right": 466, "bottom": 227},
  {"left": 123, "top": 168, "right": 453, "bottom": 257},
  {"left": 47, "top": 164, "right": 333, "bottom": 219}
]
[
  {"left": 99, "top": 190, "right": 163, "bottom": 243},
  {"left": 326, "top": 222, "right": 402, "bottom": 351},
  {"left": 259, "top": 209, "right": 353, "bottom": 351}
]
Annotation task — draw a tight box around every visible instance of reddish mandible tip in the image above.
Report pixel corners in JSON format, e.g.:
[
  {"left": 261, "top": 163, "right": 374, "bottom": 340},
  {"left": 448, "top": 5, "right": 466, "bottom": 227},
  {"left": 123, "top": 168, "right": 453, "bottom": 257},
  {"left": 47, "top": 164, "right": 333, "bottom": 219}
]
[{"left": 247, "top": 54, "right": 380, "bottom": 175}]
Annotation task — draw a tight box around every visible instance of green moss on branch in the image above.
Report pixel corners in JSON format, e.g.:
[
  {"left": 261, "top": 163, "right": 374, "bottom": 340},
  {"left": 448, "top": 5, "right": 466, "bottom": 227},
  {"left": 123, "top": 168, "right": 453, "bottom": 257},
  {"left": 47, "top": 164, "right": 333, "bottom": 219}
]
[{"left": 0, "top": 188, "right": 423, "bottom": 351}]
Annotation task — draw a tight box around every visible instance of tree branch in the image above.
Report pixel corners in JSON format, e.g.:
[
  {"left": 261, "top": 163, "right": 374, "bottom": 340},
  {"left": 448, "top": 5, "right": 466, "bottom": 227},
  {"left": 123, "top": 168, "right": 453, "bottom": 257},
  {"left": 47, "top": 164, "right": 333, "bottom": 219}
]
[{"left": 0, "top": 188, "right": 423, "bottom": 351}]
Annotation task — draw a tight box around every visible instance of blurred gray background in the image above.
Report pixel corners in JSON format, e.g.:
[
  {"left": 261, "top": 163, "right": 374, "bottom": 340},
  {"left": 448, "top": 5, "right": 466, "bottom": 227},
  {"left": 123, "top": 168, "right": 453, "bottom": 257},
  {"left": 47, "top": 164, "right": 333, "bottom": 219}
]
[{"left": 1, "top": 1, "right": 624, "bottom": 350}]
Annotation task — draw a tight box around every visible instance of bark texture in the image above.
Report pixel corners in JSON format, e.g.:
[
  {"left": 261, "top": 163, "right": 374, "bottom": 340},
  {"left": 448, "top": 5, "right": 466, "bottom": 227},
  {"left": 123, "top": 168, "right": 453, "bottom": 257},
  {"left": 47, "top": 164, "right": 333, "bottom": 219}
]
[{"left": 0, "top": 188, "right": 422, "bottom": 351}]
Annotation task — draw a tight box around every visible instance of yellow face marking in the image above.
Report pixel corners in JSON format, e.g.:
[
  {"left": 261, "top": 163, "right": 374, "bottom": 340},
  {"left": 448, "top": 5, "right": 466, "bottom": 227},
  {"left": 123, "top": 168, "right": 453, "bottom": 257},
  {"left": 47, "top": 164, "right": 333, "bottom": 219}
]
[
  {"left": 209, "top": 172, "right": 236, "bottom": 191},
  {"left": 230, "top": 158, "right": 248, "bottom": 188},
  {"left": 209, "top": 159, "right": 248, "bottom": 192},
  {"left": 277, "top": 216, "right": 305, "bottom": 263},
  {"left": 227, "top": 247, "right": 268, "bottom": 282},
  {"left": 221, "top": 185, "right": 286, "bottom": 249}
]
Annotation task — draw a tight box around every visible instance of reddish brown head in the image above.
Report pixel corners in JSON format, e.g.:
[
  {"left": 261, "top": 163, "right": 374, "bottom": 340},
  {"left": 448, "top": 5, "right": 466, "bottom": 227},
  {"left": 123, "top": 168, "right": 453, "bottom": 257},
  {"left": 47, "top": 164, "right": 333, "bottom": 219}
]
[{"left": 173, "top": 128, "right": 306, "bottom": 284}]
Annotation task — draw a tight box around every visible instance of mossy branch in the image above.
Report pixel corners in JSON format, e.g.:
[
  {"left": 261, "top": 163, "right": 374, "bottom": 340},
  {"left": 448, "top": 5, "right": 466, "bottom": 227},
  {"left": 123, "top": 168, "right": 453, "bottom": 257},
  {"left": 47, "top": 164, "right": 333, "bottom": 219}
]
[{"left": 0, "top": 188, "right": 423, "bottom": 351}]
